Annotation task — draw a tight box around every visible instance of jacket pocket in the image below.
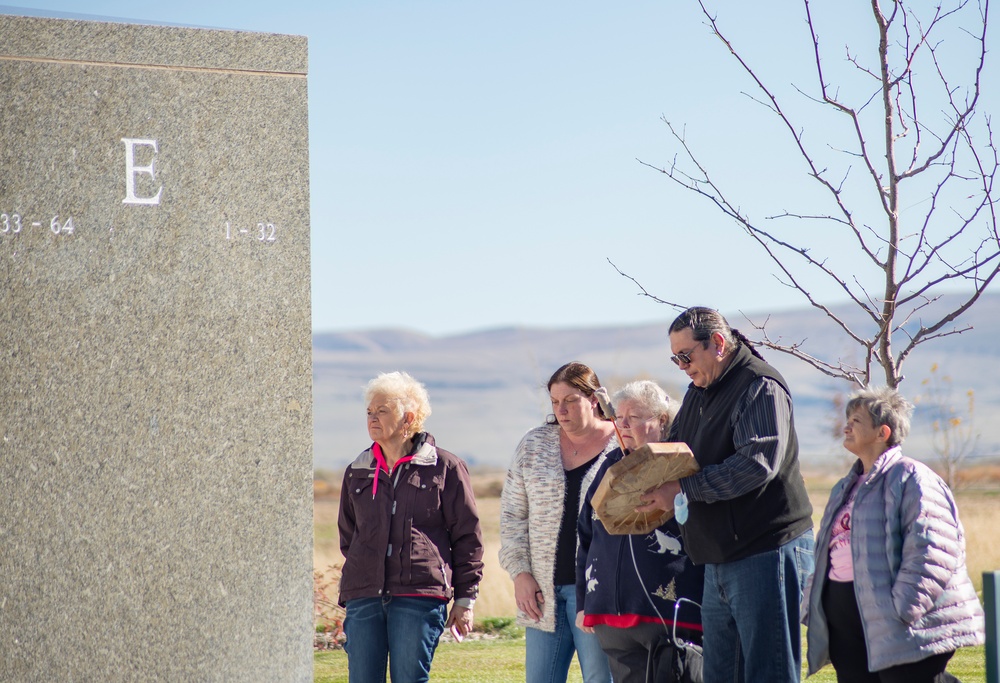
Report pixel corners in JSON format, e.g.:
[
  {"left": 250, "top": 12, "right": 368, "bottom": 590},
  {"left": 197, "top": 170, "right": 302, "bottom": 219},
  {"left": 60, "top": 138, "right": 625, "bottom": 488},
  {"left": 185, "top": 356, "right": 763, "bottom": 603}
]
[
  {"left": 344, "top": 469, "right": 376, "bottom": 499},
  {"left": 727, "top": 503, "right": 741, "bottom": 543},
  {"left": 404, "top": 470, "right": 446, "bottom": 525},
  {"left": 404, "top": 524, "right": 447, "bottom": 590},
  {"left": 339, "top": 553, "right": 368, "bottom": 594}
]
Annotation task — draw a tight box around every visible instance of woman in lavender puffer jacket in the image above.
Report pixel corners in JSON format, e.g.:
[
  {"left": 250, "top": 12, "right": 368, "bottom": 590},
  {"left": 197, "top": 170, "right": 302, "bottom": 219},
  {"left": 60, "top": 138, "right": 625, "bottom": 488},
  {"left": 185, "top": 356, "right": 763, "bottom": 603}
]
[{"left": 803, "top": 386, "right": 984, "bottom": 682}]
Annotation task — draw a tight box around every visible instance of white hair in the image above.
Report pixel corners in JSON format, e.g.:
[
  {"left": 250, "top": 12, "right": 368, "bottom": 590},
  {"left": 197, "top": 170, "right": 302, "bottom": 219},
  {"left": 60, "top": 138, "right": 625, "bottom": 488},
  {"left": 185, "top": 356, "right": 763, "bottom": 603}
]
[
  {"left": 364, "top": 371, "right": 432, "bottom": 433},
  {"left": 612, "top": 380, "right": 676, "bottom": 423}
]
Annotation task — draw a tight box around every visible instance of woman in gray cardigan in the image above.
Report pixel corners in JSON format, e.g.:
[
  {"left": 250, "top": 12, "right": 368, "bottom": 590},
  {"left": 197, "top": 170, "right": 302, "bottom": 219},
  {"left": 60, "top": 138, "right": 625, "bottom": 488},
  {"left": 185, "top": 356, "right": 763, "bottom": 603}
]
[
  {"left": 803, "top": 387, "right": 984, "bottom": 682},
  {"left": 499, "top": 362, "right": 616, "bottom": 683}
]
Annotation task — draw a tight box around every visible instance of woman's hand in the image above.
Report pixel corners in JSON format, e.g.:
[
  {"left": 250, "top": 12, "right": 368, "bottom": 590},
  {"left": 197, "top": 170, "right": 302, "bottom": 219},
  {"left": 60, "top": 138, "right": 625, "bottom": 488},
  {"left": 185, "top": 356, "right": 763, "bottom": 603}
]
[
  {"left": 514, "top": 572, "right": 545, "bottom": 622},
  {"left": 445, "top": 604, "right": 474, "bottom": 638},
  {"left": 575, "top": 610, "right": 593, "bottom": 633},
  {"left": 636, "top": 480, "right": 681, "bottom": 514}
]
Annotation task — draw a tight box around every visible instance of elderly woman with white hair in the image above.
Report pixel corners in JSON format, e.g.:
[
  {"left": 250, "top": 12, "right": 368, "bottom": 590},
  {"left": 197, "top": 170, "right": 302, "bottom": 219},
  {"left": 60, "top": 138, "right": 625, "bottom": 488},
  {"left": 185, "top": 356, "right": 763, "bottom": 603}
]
[
  {"left": 338, "top": 371, "right": 484, "bottom": 683},
  {"left": 576, "top": 380, "right": 705, "bottom": 683},
  {"left": 803, "top": 386, "right": 985, "bottom": 682}
]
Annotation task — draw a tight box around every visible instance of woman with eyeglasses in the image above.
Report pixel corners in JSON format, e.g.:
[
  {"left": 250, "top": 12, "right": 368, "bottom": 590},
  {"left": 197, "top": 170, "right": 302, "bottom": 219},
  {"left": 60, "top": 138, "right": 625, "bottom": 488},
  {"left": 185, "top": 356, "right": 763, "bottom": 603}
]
[
  {"left": 803, "top": 387, "right": 984, "bottom": 682},
  {"left": 576, "top": 380, "right": 705, "bottom": 683},
  {"left": 338, "top": 371, "right": 484, "bottom": 683},
  {"left": 500, "top": 362, "right": 616, "bottom": 683}
]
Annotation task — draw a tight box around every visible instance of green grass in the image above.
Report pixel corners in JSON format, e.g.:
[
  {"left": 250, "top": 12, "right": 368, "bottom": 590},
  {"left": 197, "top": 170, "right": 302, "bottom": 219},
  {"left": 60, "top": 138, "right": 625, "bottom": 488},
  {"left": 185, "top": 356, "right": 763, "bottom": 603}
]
[
  {"left": 938, "top": 645, "right": 986, "bottom": 682},
  {"left": 805, "top": 644, "right": 985, "bottom": 682},
  {"left": 315, "top": 639, "right": 584, "bottom": 683},
  {"left": 314, "top": 636, "right": 986, "bottom": 682}
]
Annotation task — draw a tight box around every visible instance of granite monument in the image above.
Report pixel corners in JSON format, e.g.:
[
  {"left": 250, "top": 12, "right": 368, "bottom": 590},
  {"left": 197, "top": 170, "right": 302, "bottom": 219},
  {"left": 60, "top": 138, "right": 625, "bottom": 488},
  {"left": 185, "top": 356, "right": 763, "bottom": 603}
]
[{"left": 0, "top": 11, "right": 313, "bottom": 680}]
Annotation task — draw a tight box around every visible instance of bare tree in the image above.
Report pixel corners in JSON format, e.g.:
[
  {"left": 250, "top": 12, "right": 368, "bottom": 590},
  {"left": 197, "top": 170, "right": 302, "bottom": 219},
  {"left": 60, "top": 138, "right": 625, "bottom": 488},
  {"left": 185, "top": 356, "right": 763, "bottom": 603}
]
[{"left": 637, "top": 0, "right": 998, "bottom": 388}]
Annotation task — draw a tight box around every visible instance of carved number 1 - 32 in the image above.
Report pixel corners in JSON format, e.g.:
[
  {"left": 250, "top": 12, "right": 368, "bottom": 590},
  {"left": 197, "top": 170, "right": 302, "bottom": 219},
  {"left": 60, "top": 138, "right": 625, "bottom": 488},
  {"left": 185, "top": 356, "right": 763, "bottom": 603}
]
[{"left": 225, "top": 221, "right": 278, "bottom": 242}]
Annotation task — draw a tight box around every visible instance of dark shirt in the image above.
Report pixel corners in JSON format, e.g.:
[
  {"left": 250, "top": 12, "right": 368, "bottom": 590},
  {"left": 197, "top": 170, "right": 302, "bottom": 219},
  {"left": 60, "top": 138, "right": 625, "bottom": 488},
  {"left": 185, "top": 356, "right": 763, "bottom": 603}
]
[{"left": 554, "top": 455, "right": 599, "bottom": 585}]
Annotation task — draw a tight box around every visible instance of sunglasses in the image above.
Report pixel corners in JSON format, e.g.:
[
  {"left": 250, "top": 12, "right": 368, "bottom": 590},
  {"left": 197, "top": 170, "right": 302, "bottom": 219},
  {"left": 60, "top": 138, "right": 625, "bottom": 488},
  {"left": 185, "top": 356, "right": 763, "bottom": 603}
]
[{"left": 670, "top": 346, "right": 698, "bottom": 366}]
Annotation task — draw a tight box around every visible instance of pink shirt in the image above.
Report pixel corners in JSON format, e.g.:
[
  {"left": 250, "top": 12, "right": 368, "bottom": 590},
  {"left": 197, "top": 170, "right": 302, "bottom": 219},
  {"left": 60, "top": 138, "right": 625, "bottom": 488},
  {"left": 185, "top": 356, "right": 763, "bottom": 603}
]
[{"left": 827, "top": 473, "right": 867, "bottom": 582}]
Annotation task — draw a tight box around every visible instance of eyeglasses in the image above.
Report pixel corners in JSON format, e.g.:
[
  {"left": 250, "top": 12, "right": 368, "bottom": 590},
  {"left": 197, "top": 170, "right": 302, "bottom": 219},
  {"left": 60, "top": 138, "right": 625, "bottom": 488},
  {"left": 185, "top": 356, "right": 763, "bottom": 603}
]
[
  {"left": 615, "top": 413, "right": 656, "bottom": 427},
  {"left": 670, "top": 346, "right": 698, "bottom": 366}
]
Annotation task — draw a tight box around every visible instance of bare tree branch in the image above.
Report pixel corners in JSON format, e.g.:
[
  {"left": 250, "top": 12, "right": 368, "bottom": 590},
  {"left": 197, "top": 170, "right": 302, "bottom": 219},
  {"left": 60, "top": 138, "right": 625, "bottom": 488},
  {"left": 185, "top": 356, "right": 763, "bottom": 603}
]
[
  {"left": 607, "top": 259, "right": 687, "bottom": 311},
  {"left": 625, "top": 0, "right": 998, "bottom": 388}
]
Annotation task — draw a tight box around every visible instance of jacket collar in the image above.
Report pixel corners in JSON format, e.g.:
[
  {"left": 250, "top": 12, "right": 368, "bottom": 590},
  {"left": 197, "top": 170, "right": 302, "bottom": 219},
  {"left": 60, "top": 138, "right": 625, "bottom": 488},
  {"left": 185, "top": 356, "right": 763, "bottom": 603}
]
[
  {"left": 860, "top": 444, "right": 902, "bottom": 481},
  {"left": 688, "top": 342, "right": 753, "bottom": 394},
  {"left": 847, "top": 444, "right": 902, "bottom": 483},
  {"left": 408, "top": 432, "right": 439, "bottom": 466},
  {"left": 352, "top": 431, "right": 439, "bottom": 470}
]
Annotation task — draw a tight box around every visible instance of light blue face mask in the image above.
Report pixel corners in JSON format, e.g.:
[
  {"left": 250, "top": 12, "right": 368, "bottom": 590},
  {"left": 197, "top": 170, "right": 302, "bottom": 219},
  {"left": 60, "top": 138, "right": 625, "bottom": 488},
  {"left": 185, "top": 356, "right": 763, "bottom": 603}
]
[{"left": 674, "top": 491, "right": 689, "bottom": 525}]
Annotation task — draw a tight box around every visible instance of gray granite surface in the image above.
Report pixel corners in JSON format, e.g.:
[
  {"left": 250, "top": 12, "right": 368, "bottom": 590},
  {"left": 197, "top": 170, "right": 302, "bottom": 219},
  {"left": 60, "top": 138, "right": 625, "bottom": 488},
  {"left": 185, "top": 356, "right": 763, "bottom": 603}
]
[
  {"left": 0, "top": 12, "right": 312, "bottom": 681},
  {"left": 0, "top": 13, "right": 307, "bottom": 73}
]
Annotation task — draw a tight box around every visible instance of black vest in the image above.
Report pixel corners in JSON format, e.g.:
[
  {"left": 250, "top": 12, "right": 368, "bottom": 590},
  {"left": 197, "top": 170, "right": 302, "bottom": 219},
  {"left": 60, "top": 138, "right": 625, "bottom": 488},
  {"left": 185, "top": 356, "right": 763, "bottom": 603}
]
[{"left": 671, "top": 344, "right": 813, "bottom": 564}]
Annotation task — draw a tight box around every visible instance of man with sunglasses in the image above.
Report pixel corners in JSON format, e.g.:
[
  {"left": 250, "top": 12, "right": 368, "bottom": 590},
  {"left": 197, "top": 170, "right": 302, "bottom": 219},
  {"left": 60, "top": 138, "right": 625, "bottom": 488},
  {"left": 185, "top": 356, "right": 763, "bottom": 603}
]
[{"left": 638, "top": 306, "right": 814, "bottom": 683}]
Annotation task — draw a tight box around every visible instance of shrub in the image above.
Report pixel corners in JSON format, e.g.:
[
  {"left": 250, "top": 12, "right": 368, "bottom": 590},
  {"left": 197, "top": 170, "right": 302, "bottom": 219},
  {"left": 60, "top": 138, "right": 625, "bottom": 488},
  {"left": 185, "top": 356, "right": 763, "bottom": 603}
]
[
  {"left": 314, "top": 564, "right": 346, "bottom": 649},
  {"left": 476, "top": 616, "right": 523, "bottom": 639}
]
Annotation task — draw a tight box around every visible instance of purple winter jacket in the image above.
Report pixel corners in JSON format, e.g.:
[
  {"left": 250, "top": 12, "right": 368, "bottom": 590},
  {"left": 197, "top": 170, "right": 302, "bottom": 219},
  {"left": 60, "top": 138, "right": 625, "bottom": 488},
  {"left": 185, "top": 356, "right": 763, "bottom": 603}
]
[
  {"left": 804, "top": 447, "right": 984, "bottom": 674},
  {"left": 337, "top": 433, "right": 484, "bottom": 607}
]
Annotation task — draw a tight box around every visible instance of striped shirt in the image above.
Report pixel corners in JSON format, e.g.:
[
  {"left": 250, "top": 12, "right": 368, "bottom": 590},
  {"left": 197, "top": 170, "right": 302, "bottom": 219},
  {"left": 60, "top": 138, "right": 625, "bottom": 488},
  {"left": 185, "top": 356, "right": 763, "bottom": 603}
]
[{"left": 679, "top": 377, "right": 793, "bottom": 503}]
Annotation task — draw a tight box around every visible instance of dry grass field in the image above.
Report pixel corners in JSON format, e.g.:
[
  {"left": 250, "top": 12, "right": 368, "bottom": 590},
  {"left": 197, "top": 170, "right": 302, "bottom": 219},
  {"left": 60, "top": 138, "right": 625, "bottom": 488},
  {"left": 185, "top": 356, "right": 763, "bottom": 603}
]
[{"left": 314, "top": 469, "right": 1000, "bottom": 619}]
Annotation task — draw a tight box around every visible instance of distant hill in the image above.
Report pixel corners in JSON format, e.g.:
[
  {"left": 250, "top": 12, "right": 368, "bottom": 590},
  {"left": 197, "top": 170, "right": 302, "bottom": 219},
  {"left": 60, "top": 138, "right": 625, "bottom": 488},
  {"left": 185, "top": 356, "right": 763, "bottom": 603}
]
[{"left": 313, "top": 293, "right": 1000, "bottom": 471}]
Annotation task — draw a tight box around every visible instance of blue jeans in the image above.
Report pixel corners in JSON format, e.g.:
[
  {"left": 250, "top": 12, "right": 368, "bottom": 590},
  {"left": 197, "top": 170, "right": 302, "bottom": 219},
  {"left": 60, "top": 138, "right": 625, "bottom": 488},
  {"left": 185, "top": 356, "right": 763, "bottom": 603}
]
[
  {"left": 525, "top": 584, "right": 612, "bottom": 683},
  {"left": 702, "top": 530, "right": 814, "bottom": 683},
  {"left": 343, "top": 596, "right": 447, "bottom": 683}
]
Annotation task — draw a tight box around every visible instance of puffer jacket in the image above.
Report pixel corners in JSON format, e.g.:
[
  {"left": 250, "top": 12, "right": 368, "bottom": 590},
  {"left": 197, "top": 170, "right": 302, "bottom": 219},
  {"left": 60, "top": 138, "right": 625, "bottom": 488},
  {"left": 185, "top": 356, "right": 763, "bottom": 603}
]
[
  {"left": 499, "top": 423, "right": 615, "bottom": 632},
  {"left": 337, "top": 432, "right": 484, "bottom": 607},
  {"left": 804, "top": 446, "right": 985, "bottom": 674}
]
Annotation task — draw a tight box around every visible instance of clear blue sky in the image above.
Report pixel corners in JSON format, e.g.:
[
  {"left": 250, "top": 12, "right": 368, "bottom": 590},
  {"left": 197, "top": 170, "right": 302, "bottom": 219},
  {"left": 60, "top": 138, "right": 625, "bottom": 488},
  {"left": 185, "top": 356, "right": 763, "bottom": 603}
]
[{"left": 6, "top": 2, "right": 996, "bottom": 335}]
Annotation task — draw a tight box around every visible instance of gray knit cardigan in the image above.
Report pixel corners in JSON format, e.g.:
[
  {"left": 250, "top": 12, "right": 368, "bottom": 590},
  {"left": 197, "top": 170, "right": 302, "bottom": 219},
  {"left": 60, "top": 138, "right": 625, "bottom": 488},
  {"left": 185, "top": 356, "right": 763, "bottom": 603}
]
[
  {"left": 498, "top": 423, "right": 615, "bottom": 632},
  {"left": 804, "top": 446, "right": 985, "bottom": 674}
]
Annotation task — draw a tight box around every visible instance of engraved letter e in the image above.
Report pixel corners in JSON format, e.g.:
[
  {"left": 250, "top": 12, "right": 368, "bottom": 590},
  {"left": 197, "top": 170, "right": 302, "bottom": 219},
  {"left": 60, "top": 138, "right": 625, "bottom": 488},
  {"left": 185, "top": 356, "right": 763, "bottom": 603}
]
[{"left": 122, "top": 138, "right": 163, "bottom": 205}]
